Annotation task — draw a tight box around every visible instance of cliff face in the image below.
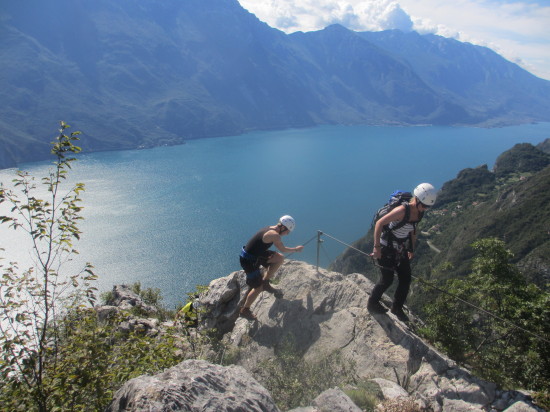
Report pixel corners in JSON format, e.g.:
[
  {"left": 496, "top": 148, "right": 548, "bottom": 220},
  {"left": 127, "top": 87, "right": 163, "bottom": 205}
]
[{"left": 107, "top": 261, "right": 543, "bottom": 411}]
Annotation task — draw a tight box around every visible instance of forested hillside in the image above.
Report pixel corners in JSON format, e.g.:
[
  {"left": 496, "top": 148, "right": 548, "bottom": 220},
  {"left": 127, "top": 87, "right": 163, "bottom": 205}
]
[{"left": 330, "top": 139, "right": 550, "bottom": 314}]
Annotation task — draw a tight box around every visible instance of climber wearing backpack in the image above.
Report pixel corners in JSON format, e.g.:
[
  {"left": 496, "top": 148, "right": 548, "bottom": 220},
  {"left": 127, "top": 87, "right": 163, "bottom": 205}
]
[
  {"left": 238, "top": 215, "right": 304, "bottom": 321},
  {"left": 367, "top": 183, "right": 438, "bottom": 322}
]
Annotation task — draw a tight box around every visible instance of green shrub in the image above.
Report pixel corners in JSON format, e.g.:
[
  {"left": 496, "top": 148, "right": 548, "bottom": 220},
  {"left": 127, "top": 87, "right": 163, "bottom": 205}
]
[
  {"left": 421, "top": 238, "right": 550, "bottom": 395},
  {"left": 344, "top": 380, "right": 384, "bottom": 411}
]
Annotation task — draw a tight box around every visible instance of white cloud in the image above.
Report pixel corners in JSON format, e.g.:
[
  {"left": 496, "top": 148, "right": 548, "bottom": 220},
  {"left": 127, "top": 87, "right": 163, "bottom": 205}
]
[
  {"left": 238, "top": 0, "right": 550, "bottom": 80},
  {"left": 398, "top": 0, "right": 550, "bottom": 79},
  {"left": 239, "top": 0, "right": 413, "bottom": 33},
  {"left": 355, "top": 1, "right": 413, "bottom": 31}
]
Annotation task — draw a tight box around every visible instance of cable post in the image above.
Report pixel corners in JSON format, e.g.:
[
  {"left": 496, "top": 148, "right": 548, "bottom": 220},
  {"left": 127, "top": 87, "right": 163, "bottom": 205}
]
[{"left": 316, "top": 230, "right": 323, "bottom": 271}]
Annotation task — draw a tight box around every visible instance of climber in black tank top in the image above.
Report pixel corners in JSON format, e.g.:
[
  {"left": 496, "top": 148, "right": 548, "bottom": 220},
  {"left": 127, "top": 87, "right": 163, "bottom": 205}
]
[
  {"left": 245, "top": 226, "right": 274, "bottom": 258},
  {"left": 239, "top": 226, "right": 276, "bottom": 284},
  {"left": 238, "top": 215, "right": 304, "bottom": 320}
]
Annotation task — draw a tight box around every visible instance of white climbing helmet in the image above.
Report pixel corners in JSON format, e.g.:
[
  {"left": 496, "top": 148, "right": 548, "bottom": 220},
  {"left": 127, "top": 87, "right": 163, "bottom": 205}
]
[
  {"left": 279, "top": 215, "right": 296, "bottom": 232},
  {"left": 413, "top": 183, "right": 437, "bottom": 206}
]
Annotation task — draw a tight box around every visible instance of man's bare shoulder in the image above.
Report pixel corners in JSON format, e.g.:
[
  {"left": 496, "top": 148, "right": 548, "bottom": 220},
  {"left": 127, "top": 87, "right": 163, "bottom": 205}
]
[{"left": 263, "top": 228, "right": 280, "bottom": 242}]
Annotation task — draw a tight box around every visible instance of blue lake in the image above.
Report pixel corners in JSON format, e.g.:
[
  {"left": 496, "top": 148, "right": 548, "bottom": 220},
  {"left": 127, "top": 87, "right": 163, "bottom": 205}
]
[{"left": 2, "top": 123, "right": 550, "bottom": 307}]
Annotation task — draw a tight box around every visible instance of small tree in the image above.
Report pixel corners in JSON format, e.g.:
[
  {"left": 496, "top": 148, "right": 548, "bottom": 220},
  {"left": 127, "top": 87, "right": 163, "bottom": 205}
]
[
  {"left": 0, "top": 122, "right": 97, "bottom": 411},
  {"left": 422, "top": 238, "right": 550, "bottom": 396}
]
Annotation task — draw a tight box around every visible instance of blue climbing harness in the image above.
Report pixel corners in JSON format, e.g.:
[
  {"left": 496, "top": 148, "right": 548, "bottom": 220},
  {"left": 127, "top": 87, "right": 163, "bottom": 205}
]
[
  {"left": 240, "top": 247, "right": 261, "bottom": 280},
  {"left": 240, "top": 246, "right": 257, "bottom": 261}
]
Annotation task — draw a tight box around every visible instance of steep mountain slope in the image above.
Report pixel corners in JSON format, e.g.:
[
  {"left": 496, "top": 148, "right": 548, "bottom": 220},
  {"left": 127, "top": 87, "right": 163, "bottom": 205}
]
[
  {"left": 360, "top": 30, "right": 550, "bottom": 126},
  {"left": 289, "top": 25, "right": 473, "bottom": 125},
  {"left": 330, "top": 141, "right": 550, "bottom": 313},
  {"left": 2, "top": 0, "right": 550, "bottom": 168}
]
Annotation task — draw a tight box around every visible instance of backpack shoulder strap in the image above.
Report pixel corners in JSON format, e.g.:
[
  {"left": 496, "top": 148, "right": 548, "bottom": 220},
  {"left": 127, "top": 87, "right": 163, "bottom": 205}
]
[
  {"left": 391, "top": 202, "right": 410, "bottom": 231},
  {"left": 403, "top": 202, "right": 410, "bottom": 221},
  {"left": 382, "top": 203, "right": 411, "bottom": 245}
]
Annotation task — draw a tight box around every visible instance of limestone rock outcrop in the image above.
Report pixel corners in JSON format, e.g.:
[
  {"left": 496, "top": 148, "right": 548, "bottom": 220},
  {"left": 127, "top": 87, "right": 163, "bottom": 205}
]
[
  {"left": 106, "top": 359, "right": 279, "bottom": 412},
  {"left": 108, "top": 284, "right": 158, "bottom": 315},
  {"left": 199, "top": 260, "right": 543, "bottom": 412},
  {"left": 105, "top": 260, "right": 544, "bottom": 412},
  {"left": 96, "top": 284, "right": 161, "bottom": 336}
]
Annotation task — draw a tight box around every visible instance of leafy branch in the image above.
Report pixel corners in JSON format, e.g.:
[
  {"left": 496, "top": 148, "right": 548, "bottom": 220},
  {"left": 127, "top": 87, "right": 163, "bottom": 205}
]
[{"left": 0, "top": 122, "right": 97, "bottom": 411}]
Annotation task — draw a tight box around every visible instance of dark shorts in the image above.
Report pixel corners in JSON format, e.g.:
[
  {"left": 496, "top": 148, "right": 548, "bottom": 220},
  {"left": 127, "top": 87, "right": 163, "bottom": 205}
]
[{"left": 240, "top": 250, "right": 275, "bottom": 289}]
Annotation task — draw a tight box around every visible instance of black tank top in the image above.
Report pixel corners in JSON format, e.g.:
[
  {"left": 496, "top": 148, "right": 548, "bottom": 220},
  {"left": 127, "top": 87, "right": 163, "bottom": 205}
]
[{"left": 245, "top": 226, "right": 274, "bottom": 256}]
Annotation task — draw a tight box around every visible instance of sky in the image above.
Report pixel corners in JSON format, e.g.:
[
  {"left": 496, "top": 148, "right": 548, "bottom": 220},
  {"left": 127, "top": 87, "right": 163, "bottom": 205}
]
[{"left": 237, "top": 0, "right": 550, "bottom": 81}]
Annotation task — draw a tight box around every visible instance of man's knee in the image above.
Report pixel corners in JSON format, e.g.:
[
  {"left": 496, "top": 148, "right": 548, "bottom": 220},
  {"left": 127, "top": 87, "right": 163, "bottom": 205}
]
[{"left": 269, "top": 252, "right": 284, "bottom": 264}]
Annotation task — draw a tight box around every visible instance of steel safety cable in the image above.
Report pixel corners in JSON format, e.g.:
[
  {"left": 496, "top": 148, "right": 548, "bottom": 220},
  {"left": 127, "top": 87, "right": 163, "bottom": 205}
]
[
  {"left": 285, "top": 233, "right": 318, "bottom": 259},
  {"left": 318, "top": 231, "right": 550, "bottom": 344}
]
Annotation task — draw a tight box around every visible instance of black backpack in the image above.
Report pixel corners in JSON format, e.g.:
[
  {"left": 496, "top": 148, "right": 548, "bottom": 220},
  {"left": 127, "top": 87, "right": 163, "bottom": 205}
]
[
  {"left": 371, "top": 190, "right": 424, "bottom": 249},
  {"left": 371, "top": 190, "right": 413, "bottom": 225},
  {"left": 371, "top": 190, "right": 422, "bottom": 236}
]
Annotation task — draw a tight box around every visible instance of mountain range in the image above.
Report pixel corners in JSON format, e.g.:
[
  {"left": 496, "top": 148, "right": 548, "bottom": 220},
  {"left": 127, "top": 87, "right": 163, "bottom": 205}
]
[{"left": 2, "top": 0, "right": 550, "bottom": 168}]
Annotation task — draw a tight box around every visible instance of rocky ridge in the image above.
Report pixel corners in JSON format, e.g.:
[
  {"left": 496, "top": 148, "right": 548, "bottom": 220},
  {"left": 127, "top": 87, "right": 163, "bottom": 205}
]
[{"left": 105, "top": 261, "right": 544, "bottom": 411}]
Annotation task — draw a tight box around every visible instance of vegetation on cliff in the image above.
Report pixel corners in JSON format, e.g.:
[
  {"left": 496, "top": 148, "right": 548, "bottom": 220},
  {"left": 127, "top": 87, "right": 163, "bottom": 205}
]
[
  {"left": 0, "top": 124, "right": 220, "bottom": 411},
  {"left": 421, "top": 238, "right": 550, "bottom": 395}
]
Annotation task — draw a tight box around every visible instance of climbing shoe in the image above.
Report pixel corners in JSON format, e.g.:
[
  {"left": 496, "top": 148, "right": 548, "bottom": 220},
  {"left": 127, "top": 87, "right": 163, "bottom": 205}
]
[
  {"left": 262, "top": 279, "right": 283, "bottom": 298},
  {"left": 391, "top": 306, "right": 410, "bottom": 322},
  {"left": 239, "top": 307, "right": 257, "bottom": 321},
  {"left": 367, "top": 300, "right": 388, "bottom": 314}
]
